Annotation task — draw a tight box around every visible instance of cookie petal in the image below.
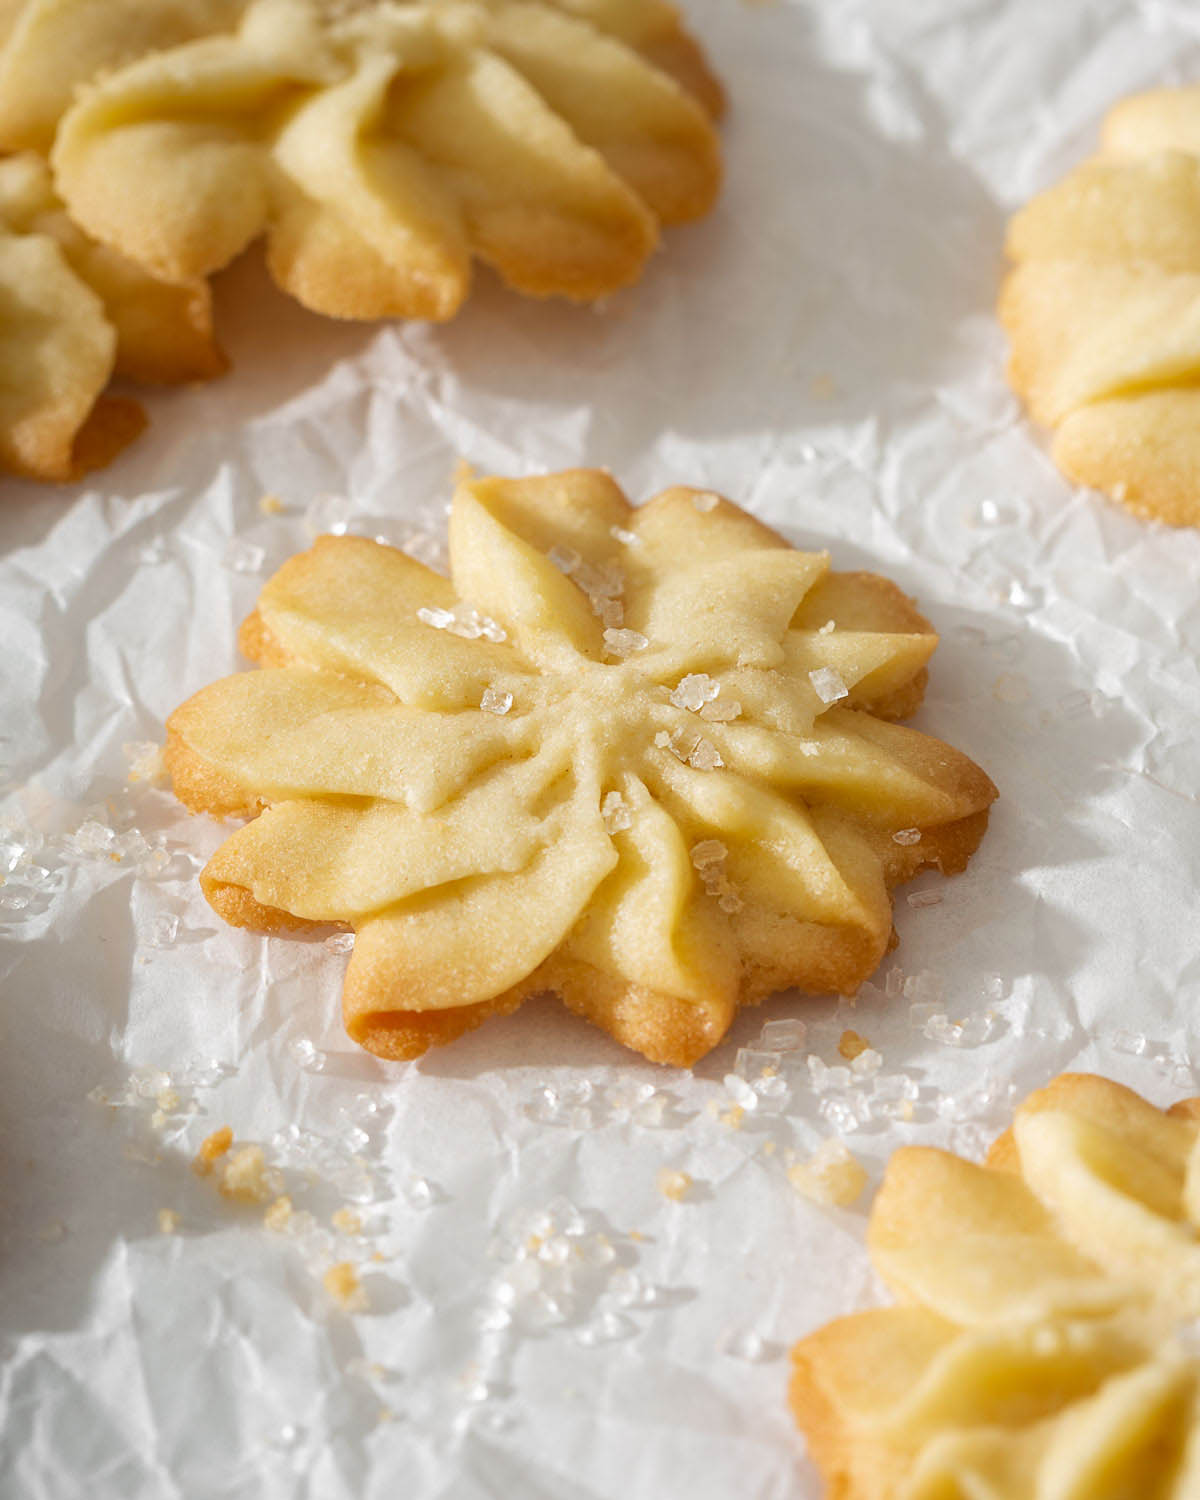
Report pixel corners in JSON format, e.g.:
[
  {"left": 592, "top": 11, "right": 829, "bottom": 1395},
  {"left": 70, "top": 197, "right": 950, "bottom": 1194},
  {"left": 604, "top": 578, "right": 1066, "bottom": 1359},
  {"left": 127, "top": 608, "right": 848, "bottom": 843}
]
[
  {"left": 252, "top": 535, "right": 533, "bottom": 708},
  {"left": 52, "top": 36, "right": 288, "bottom": 283},
  {"left": 342, "top": 798, "right": 618, "bottom": 1054},
  {"left": 269, "top": 53, "right": 472, "bottom": 321},
  {"left": 0, "top": 230, "right": 117, "bottom": 481},
  {"left": 201, "top": 746, "right": 573, "bottom": 922},
  {"left": 168, "top": 666, "right": 537, "bottom": 815},
  {"left": 449, "top": 475, "right": 604, "bottom": 667},
  {"left": 561, "top": 786, "right": 738, "bottom": 1019},
  {"left": 485, "top": 2, "right": 720, "bottom": 225},
  {"left": 386, "top": 45, "right": 658, "bottom": 299}
]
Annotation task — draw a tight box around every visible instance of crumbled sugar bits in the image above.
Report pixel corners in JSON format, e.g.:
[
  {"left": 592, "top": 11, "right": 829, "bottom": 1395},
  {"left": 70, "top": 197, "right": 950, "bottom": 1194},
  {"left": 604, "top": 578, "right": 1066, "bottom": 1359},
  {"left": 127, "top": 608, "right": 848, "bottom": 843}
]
[{"left": 788, "top": 1139, "right": 868, "bottom": 1207}]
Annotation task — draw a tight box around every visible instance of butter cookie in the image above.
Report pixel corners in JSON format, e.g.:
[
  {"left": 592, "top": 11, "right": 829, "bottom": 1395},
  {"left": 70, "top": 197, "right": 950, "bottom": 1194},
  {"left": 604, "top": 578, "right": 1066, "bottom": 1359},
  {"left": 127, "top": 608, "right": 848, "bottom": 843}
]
[
  {"left": 0, "top": 152, "right": 221, "bottom": 480},
  {"left": 792, "top": 1072, "right": 1200, "bottom": 1499},
  {"left": 0, "top": 0, "right": 723, "bottom": 320},
  {"left": 1003, "top": 85, "right": 1200, "bottom": 526},
  {"left": 167, "top": 470, "right": 996, "bottom": 1065}
]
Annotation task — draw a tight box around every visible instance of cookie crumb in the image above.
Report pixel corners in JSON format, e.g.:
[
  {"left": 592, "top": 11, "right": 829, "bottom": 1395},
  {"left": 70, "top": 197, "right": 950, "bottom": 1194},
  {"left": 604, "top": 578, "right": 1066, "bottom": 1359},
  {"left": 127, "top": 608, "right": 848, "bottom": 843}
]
[
  {"left": 157, "top": 1208, "right": 180, "bottom": 1235},
  {"left": 263, "top": 1195, "right": 293, "bottom": 1232},
  {"left": 192, "top": 1125, "right": 233, "bottom": 1176},
  {"left": 324, "top": 1261, "right": 369, "bottom": 1312},
  {"left": 657, "top": 1168, "right": 693, "bottom": 1202},
  {"left": 331, "top": 1207, "right": 363, "bottom": 1235},
  {"left": 838, "top": 1030, "right": 869, "bottom": 1062},
  {"left": 219, "top": 1145, "right": 282, "bottom": 1204},
  {"left": 259, "top": 493, "right": 286, "bottom": 516},
  {"left": 788, "top": 1139, "right": 868, "bottom": 1207}
]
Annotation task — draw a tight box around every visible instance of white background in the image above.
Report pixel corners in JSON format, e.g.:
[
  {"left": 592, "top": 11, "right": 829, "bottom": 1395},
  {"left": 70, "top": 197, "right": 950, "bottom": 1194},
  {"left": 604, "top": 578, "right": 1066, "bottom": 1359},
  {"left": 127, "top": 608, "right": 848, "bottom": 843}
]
[{"left": 3, "top": 1, "right": 1200, "bottom": 1495}]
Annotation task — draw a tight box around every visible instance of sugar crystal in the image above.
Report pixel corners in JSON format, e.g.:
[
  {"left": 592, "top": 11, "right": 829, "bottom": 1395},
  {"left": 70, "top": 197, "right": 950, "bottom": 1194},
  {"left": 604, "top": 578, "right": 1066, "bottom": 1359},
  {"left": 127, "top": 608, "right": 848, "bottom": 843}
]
[
  {"left": 850, "top": 1048, "right": 882, "bottom": 1079},
  {"left": 577, "top": 1311, "right": 635, "bottom": 1345},
  {"left": 480, "top": 686, "right": 513, "bottom": 716},
  {"left": 601, "top": 791, "right": 633, "bottom": 835},
  {"left": 609, "top": 525, "right": 640, "bottom": 546},
  {"left": 687, "top": 737, "right": 724, "bottom": 771},
  {"left": 720, "top": 1328, "right": 770, "bottom": 1362},
  {"left": 723, "top": 1073, "right": 758, "bottom": 1111},
  {"left": 603, "top": 628, "right": 647, "bottom": 658},
  {"left": 547, "top": 545, "right": 580, "bottom": 574},
  {"left": 892, "top": 827, "right": 921, "bottom": 846},
  {"left": 760, "top": 1018, "right": 807, "bottom": 1051},
  {"left": 223, "top": 539, "right": 265, "bottom": 575},
  {"left": 907, "top": 889, "right": 943, "bottom": 909},
  {"left": 325, "top": 932, "right": 355, "bottom": 955},
  {"left": 691, "top": 839, "right": 727, "bottom": 870},
  {"left": 700, "top": 698, "right": 741, "bottom": 722},
  {"left": 809, "top": 667, "right": 849, "bottom": 705},
  {"left": 692, "top": 491, "right": 720, "bottom": 513},
  {"left": 149, "top": 914, "right": 179, "bottom": 947},
  {"left": 288, "top": 1038, "right": 326, "bottom": 1072},
  {"left": 670, "top": 674, "right": 721, "bottom": 712}
]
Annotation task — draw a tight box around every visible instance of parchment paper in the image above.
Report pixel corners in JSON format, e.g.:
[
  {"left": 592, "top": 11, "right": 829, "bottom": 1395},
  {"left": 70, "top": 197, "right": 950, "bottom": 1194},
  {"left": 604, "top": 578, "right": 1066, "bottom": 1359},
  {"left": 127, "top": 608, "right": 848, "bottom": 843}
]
[{"left": 4, "top": 2, "right": 1200, "bottom": 1496}]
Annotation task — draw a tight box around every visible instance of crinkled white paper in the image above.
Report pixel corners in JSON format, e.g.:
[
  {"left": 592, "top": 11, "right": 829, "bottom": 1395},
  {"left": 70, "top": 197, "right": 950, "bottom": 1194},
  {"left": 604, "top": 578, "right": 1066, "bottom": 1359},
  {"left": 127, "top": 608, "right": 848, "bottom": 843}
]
[{"left": 4, "top": 2, "right": 1200, "bottom": 1496}]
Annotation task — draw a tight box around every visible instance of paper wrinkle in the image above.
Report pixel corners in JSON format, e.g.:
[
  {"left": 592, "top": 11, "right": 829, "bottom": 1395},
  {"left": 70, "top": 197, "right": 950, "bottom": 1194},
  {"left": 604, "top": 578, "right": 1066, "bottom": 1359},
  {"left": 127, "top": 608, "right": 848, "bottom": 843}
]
[{"left": 3, "top": 1, "right": 1200, "bottom": 1496}]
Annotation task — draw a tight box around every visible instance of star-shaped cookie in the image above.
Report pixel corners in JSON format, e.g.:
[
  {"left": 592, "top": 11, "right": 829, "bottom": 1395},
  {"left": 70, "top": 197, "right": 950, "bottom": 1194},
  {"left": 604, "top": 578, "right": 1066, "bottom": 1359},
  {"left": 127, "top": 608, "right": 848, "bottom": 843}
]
[
  {"left": 792, "top": 1073, "right": 1200, "bottom": 1498},
  {"left": 0, "top": 0, "right": 723, "bottom": 321},
  {"left": 167, "top": 469, "right": 996, "bottom": 1065}
]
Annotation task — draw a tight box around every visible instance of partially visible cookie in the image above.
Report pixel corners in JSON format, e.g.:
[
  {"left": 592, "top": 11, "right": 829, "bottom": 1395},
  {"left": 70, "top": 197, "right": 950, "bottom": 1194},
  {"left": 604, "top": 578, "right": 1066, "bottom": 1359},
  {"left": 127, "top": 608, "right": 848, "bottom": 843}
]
[
  {"left": 1002, "top": 85, "right": 1200, "bottom": 527},
  {"left": 0, "top": 152, "right": 223, "bottom": 481},
  {"left": 166, "top": 468, "right": 996, "bottom": 1066},
  {"left": 0, "top": 0, "right": 723, "bottom": 322},
  {"left": 791, "top": 1072, "right": 1200, "bottom": 1499}
]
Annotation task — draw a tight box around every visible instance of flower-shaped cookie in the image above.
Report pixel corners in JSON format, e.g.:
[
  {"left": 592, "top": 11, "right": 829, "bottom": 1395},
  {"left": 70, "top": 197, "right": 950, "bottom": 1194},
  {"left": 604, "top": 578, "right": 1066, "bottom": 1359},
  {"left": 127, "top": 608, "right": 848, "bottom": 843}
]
[
  {"left": 1002, "top": 84, "right": 1200, "bottom": 527},
  {"left": 791, "top": 1073, "right": 1200, "bottom": 1499},
  {"left": 166, "top": 469, "right": 996, "bottom": 1065},
  {"left": 0, "top": 152, "right": 222, "bottom": 481},
  {"left": 0, "top": 0, "right": 722, "bottom": 322}
]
